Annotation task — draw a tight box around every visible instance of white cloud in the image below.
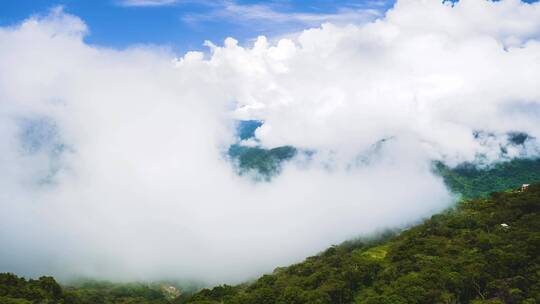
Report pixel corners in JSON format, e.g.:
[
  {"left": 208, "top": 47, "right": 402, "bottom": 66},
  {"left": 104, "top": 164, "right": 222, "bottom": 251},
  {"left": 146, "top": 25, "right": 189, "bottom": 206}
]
[
  {"left": 212, "top": 0, "right": 540, "bottom": 165},
  {"left": 0, "top": 0, "right": 540, "bottom": 284}
]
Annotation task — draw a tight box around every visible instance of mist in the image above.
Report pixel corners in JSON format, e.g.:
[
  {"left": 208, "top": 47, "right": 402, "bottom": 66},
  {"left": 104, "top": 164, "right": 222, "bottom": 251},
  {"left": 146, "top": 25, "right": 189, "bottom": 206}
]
[{"left": 1, "top": 0, "right": 539, "bottom": 284}]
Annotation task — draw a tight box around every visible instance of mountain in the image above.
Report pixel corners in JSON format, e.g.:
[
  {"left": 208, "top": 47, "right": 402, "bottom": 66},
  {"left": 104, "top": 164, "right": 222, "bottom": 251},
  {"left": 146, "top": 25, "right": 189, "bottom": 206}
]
[
  {"left": 228, "top": 144, "right": 297, "bottom": 179},
  {"left": 436, "top": 159, "right": 540, "bottom": 200},
  {"left": 183, "top": 183, "right": 540, "bottom": 304},
  {"left": 227, "top": 121, "right": 540, "bottom": 185}
]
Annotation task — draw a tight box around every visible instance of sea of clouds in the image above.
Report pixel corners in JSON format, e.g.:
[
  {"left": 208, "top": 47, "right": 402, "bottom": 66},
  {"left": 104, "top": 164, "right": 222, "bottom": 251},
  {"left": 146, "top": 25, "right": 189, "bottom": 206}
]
[{"left": 1, "top": 0, "right": 539, "bottom": 283}]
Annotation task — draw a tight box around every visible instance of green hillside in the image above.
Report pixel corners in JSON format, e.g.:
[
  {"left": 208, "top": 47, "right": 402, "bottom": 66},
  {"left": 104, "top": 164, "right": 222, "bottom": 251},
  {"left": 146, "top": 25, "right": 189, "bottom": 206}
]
[
  {"left": 436, "top": 159, "right": 540, "bottom": 200},
  {"left": 228, "top": 144, "right": 297, "bottom": 179},
  {"left": 183, "top": 184, "right": 540, "bottom": 304},
  {"left": 0, "top": 275, "right": 173, "bottom": 304}
]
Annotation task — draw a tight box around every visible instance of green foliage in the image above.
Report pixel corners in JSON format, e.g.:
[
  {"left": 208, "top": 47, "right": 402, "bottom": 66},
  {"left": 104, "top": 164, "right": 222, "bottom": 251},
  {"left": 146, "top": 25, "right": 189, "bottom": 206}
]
[
  {"left": 228, "top": 144, "right": 297, "bottom": 178},
  {"left": 64, "top": 280, "right": 173, "bottom": 304},
  {"left": 435, "top": 158, "right": 540, "bottom": 199},
  {"left": 0, "top": 274, "right": 68, "bottom": 304},
  {"left": 0, "top": 275, "right": 172, "bottom": 304},
  {"left": 184, "top": 183, "right": 540, "bottom": 303}
]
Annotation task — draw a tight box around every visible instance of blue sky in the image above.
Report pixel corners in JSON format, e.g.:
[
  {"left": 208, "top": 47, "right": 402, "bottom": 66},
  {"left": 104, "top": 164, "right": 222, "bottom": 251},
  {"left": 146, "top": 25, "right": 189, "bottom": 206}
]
[{"left": 0, "top": 0, "right": 395, "bottom": 54}]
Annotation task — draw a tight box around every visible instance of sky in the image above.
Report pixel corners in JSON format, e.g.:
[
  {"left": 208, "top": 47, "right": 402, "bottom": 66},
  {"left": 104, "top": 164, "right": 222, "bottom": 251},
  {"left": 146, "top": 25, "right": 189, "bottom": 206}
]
[
  {"left": 0, "top": 0, "right": 394, "bottom": 53},
  {"left": 1, "top": 0, "right": 540, "bottom": 284}
]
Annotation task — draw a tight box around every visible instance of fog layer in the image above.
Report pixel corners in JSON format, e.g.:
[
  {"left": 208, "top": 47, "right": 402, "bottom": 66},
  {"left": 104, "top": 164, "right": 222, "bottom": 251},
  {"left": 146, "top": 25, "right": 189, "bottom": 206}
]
[{"left": 1, "top": 0, "right": 539, "bottom": 283}]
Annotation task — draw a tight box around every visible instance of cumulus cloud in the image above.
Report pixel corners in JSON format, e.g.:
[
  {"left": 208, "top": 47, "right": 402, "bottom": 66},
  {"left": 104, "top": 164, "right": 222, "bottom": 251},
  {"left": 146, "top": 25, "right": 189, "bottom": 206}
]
[
  {"left": 220, "top": 0, "right": 540, "bottom": 165},
  {"left": 0, "top": 0, "right": 539, "bottom": 284}
]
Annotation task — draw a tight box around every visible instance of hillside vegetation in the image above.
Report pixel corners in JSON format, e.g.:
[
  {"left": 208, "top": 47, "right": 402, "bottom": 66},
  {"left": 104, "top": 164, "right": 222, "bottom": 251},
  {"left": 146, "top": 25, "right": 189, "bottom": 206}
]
[
  {"left": 0, "top": 276, "right": 173, "bottom": 304},
  {"left": 228, "top": 144, "right": 297, "bottom": 178},
  {"left": 183, "top": 184, "right": 540, "bottom": 304},
  {"left": 436, "top": 159, "right": 540, "bottom": 199}
]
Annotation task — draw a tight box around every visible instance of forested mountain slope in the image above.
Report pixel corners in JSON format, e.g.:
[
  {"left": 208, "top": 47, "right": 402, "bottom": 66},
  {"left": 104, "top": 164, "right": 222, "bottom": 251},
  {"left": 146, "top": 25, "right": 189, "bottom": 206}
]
[
  {"left": 436, "top": 159, "right": 540, "bottom": 200},
  {"left": 183, "top": 184, "right": 540, "bottom": 304}
]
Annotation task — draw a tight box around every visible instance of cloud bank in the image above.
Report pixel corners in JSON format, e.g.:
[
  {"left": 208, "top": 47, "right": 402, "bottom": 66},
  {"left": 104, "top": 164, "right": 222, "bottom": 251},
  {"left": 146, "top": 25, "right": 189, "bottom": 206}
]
[{"left": 1, "top": 0, "right": 539, "bottom": 284}]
